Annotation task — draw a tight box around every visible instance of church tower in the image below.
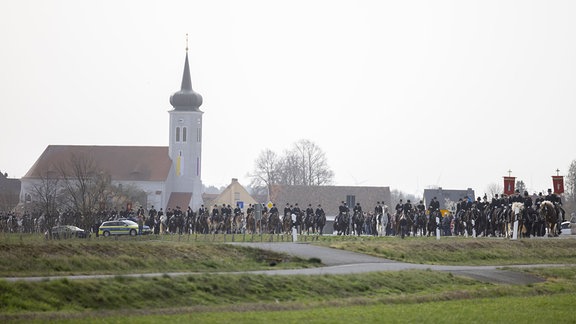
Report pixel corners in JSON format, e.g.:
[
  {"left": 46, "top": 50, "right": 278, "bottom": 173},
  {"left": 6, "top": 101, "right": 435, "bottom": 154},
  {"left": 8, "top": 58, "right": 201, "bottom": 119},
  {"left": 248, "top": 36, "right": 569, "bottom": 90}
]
[{"left": 168, "top": 45, "right": 204, "bottom": 210}]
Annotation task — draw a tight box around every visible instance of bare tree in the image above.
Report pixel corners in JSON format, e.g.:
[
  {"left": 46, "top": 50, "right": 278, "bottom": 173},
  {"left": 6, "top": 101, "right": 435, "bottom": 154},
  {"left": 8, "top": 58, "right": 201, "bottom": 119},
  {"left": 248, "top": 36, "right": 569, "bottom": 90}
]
[
  {"left": 249, "top": 139, "right": 334, "bottom": 188},
  {"left": 291, "top": 139, "right": 334, "bottom": 186},
  {"left": 516, "top": 180, "right": 526, "bottom": 194},
  {"left": 57, "top": 153, "right": 110, "bottom": 229},
  {"left": 566, "top": 160, "right": 576, "bottom": 199},
  {"left": 564, "top": 160, "right": 576, "bottom": 217},
  {"left": 485, "top": 182, "right": 503, "bottom": 198},
  {"left": 278, "top": 149, "right": 301, "bottom": 185},
  {"left": 248, "top": 149, "right": 282, "bottom": 195},
  {"left": 105, "top": 183, "right": 147, "bottom": 214},
  {"left": 29, "top": 171, "right": 61, "bottom": 231}
]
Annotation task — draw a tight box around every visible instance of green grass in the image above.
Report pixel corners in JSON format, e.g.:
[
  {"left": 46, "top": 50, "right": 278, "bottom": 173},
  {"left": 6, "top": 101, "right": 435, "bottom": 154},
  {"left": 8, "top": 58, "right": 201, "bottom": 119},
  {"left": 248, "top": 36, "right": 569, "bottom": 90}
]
[
  {"left": 2, "top": 267, "right": 576, "bottom": 323},
  {"left": 1, "top": 234, "right": 576, "bottom": 323},
  {"left": 314, "top": 235, "right": 576, "bottom": 265},
  {"left": 110, "top": 294, "right": 576, "bottom": 324},
  {"left": 0, "top": 236, "right": 318, "bottom": 277}
]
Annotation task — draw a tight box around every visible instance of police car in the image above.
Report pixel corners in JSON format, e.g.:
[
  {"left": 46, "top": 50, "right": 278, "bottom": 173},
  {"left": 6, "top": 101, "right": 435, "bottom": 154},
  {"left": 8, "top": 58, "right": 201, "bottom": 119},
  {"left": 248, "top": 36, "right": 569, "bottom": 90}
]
[
  {"left": 561, "top": 221, "right": 573, "bottom": 236},
  {"left": 98, "top": 219, "right": 151, "bottom": 237}
]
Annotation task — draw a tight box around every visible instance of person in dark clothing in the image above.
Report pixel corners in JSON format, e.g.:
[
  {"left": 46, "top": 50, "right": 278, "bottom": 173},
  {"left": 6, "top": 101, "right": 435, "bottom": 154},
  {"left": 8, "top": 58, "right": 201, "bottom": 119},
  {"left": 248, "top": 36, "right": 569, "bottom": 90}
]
[{"left": 399, "top": 214, "right": 408, "bottom": 239}]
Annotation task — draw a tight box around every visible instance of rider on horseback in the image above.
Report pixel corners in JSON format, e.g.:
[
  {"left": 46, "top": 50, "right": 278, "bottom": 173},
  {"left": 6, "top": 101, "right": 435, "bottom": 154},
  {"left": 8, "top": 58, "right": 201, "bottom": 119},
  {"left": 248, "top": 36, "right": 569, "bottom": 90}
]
[
  {"left": 546, "top": 188, "right": 565, "bottom": 234},
  {"left": 430, "top": 197, "right": 440, "bottom": 212},
  {"left": 269, "top": 203, "right": 278, "bottom": 215},
  {"left": 353, "top": 202, "right": 363, "bottom": 215},
  {"left": 395, "top": 200, "right": 404, "bottom": 216},
  {"left": 545, "top": 189, "right": 564, "bottom": 219}
]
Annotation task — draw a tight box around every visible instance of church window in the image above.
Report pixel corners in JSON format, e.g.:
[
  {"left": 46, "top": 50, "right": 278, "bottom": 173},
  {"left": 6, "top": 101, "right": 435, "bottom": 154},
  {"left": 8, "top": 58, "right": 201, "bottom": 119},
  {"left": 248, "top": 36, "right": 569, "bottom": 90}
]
[
  {"left": 177, "top": 151, "right": 183, "bottom": 176},
  {"left": 197, "top": 118, "right": 202, "bottom": 142},
  {"left": 176, "top": 127, "right": 181, "bottom": 142},
  {"left": 182, "top": 127, "right": 187, "bottom": 142}
]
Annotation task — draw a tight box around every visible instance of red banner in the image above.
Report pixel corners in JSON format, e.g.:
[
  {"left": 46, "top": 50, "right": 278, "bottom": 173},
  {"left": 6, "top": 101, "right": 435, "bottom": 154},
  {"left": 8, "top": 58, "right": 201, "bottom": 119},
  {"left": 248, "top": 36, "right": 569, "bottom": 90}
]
[
  {"left": 503, "top": 176, "right": 516, "bottom": 195},
  {"left": 552, "top": 176, "right": 564, "bottom": 194}
]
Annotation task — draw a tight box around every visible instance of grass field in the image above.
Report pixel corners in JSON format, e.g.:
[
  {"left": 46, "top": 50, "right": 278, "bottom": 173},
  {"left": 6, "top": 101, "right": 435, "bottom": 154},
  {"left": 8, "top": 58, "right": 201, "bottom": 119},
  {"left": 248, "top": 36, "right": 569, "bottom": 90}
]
[
  {"left": 1, "top": 234, "right": 575, "bottom": 323},
  {"left": 315, "top": 235, "right": 576, "bottom": 265}
]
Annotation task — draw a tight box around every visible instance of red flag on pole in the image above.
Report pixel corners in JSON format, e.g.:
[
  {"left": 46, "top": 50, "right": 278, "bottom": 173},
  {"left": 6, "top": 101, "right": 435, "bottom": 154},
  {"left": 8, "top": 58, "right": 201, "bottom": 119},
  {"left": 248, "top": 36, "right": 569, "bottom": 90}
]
[
  {"left": 503, "top": 176, "right": 516, "bottom": 195},
  {"left": 552, "top": 176, "right": 564, "bottom": 194}
]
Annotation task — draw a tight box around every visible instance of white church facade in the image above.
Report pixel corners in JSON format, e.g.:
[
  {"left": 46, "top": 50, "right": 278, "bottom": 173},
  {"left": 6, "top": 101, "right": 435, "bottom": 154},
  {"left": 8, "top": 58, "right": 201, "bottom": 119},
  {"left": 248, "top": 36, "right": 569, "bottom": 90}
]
[{"left": 19, "top": 50, "right": 205, "bottom": 212}]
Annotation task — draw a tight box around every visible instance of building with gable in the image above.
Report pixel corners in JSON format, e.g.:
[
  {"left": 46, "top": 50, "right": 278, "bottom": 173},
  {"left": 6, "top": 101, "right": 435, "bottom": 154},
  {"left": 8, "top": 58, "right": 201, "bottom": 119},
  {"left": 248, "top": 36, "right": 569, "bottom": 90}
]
[
  {"left": 423, "top": 187, "right": 475, "bottom": 213},
  {"left": 0, "top": 172, "right": 20, "bottom": 211},
  {"left": 267, "top": 184, "right": 392, "bottom": 217},
  {"left": 203, "top": 178, "right": 258, "bottom": 212},
  {"left": 19, "top": 50, "right": 205, "bottom": 212}
]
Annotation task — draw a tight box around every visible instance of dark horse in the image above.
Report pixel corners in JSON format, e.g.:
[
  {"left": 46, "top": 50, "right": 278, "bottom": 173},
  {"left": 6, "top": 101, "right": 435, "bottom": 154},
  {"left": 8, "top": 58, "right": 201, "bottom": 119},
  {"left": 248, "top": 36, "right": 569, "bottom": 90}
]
[
  {"left": 414, "top": 211, "right": 427, "bottom": 237},
  {"left": 352, "top": 211, "right": 364, "bottom": 236},
  {"left": 268, "top": 212, "right": 282, "bottom": 234},
  {"left": 540, "top": 201, "right": 558, "bottom": 237},
  {"left": 315, "top": 210, "right": 326, "bottom": 235},
  {"left": 334, "top": 212, "right": 350, "bottom": 235}
]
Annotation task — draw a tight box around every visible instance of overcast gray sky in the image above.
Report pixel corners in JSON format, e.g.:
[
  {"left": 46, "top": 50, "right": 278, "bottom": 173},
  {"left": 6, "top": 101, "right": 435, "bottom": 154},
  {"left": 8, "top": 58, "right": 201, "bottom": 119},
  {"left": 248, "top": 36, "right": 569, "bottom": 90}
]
[{"left": 1, "top": 0, "right": 575, "bottom": 196}]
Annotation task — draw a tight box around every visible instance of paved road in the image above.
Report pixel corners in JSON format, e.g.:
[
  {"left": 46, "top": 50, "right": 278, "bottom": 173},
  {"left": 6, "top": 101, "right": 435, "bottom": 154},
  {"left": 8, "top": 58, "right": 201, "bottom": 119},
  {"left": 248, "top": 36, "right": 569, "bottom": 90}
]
[
  {"left": 3, "top": 242, "right": 569, "bottom": 284},
  {"left": 236, "top": 242, "right": 556, "bottom": 285}
]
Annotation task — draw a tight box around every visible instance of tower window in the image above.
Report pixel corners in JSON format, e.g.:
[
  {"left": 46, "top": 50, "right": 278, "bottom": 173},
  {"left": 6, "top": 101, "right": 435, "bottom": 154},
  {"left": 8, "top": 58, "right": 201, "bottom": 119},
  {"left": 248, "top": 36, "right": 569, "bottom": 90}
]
[
  {"left": 177, "top": 151, "right": 183, "bottom": 176},
  {"left": 182, "top": 127, "right": 187, "bottom": 142},
  {"left": 176, "top": 127, "right": 181, "bottom": 142}
]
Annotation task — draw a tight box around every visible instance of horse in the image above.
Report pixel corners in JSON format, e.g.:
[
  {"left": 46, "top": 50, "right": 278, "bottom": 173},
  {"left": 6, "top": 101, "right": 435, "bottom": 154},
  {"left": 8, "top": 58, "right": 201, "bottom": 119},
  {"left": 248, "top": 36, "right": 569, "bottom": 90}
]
[
  {"left": 453, "top": 209, "right": 468, "bottom": 236},
  {"left": 294, "top": 211, "right": 303, "bottom": 234},
  {"left": 282, "top": 214, "right": 293, "bottom": 234},
  {"left": 414, "top": 211, "right": 427, "bottom": 237},
  {"left": 501, "top": 202, "right": 524, "bottom": 238},
  {"left": 245, "top": 212, "right": 256, "bottom": 234},
  {"left": 196, "top": 212, "right": 210, "bottom": 234},
  {"left": 315, "top": 211, "right": 326, "bottom": 235},
  {"left": 496, "top": 204, "right": 512, "bottom": 238},
  {"left": 366, "top": 212, "right": 378, "bottom": 236},
  {"left": 267, "top": 212, "right": 282, "bottom": 234},
  {"left": 209, "top": 211, "right": 225, "bottom": 234},
  {"left": 352, "top": 211, "right": 364, "bottom": 236},
  {"left": 404, "top": 210, "right": 416, "bottom": 237},
  {"left": 540, "top": 201, "right": 558, "bottom": 237},
  {"left": 334, "top": 212, "right": 350, "bottom": 235},
  {"left": 231, "top": 212, "right": 245, "bottom": 234},
  {"left": 393, "top": 212, "right": 403, "bottom": 236},
  {"left": 520, "top": 206, "right": 537, "bottom": 238},
  {"left": 303, "top": 212, "right": 315, "bottom": 234}
]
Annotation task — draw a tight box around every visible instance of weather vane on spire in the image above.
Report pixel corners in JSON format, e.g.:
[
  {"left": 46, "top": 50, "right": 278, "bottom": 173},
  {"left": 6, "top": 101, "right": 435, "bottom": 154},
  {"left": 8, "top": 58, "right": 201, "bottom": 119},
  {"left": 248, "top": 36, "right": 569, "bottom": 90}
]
[{"left": 186, "top": 33, "right": 189, "bottom": 52}]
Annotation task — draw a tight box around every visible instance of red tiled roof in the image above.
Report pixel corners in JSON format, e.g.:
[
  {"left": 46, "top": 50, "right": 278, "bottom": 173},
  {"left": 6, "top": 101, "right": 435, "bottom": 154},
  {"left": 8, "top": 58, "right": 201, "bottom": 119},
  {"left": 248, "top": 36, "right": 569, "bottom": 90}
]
[{"left": 23, "top": 145, "right": 172, "bottom": 182}]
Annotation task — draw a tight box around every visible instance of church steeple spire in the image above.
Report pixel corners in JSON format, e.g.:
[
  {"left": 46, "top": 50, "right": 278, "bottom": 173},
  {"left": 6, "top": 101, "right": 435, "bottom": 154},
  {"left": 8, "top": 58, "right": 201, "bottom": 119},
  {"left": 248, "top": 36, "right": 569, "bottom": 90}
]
[
  {"left": 180, "top": 52, "right": 193, "bottom": 92},
  {"left": 169, "top": 36, "right": 203, "bottom": 111}
]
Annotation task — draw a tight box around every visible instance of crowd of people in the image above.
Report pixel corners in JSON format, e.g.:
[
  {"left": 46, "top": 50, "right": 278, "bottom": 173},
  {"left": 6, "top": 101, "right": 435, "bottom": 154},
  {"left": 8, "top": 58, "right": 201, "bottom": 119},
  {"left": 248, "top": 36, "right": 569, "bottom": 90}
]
[{"left": 0, "top": 188, "right": 569, "bottom": 239}]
